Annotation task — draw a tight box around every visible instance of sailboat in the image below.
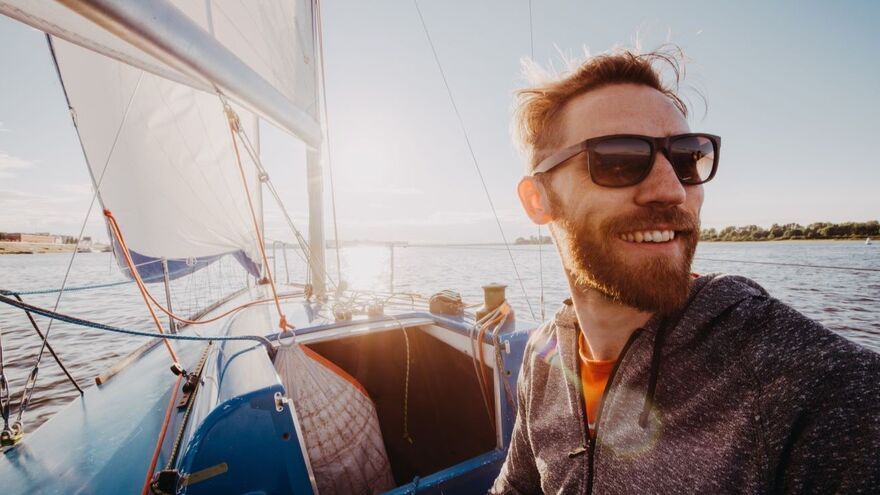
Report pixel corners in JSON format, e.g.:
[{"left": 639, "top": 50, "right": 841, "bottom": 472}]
[{"left": 0, "top": 1, "right": 532, "bottom": 493}]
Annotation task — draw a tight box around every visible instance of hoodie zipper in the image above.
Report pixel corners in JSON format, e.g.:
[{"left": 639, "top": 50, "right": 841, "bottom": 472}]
[{"left": 583, "top": 327, "right": 644, "bottom": 495}]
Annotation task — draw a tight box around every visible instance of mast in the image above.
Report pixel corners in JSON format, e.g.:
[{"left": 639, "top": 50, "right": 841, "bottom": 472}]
[
  {"left": 308, "top": 0, "right": 327, "bottom": 298},
  {"left": 306, "top": 148, "right": 327, "bottom": 297}
]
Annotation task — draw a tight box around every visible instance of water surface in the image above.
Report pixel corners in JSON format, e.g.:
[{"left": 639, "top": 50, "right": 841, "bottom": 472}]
[{"left": 0, "top": 240, "right": 877, "bottom": 429}]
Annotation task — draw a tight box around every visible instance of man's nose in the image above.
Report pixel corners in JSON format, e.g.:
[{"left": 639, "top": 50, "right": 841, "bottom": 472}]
[{"left": 633, "top": 152, "right": 687, "bottom": 207}]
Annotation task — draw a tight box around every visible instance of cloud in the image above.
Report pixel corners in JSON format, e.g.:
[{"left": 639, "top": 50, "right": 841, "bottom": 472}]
[
  {"left": 0, "top": 184, "right": 105, "bottom": 238},
  {"left": 0, "top": 152, "right": 34, "bottom": 178},
  {"left": 0, "top": 121, "right": 8, "bottom": 132}
]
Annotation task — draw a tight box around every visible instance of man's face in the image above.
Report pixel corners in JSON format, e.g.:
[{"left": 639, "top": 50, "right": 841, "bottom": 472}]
[{"left": 542, "top": 83, "right": 703, "bottom": 314}]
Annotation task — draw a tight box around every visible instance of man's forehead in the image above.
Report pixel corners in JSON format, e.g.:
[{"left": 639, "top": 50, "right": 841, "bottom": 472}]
[{"left": 558, "top": 83, "right": 690, "bottom": 145}]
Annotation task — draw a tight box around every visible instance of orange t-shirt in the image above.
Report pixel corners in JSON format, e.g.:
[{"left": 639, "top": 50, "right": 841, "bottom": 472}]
[{"left": 577, "top": 330, "right": 616, "bottom": 437}]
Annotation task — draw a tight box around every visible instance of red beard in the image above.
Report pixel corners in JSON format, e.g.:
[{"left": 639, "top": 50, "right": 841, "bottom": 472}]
[{"left": 553, "top": 201, "right": 699, "bottom": 315}]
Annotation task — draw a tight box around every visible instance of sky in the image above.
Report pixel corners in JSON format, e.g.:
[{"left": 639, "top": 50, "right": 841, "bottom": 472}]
[{"left": 0, "top": 0, "right": 878, "bottom": 245}]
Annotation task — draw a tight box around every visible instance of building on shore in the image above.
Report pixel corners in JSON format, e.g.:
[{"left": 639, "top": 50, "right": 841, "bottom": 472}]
[{"left": 0, "top": 232, "right": 64, "bottom": 244}]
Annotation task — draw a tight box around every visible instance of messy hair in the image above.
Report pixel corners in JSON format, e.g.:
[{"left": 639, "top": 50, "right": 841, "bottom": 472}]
[{"left": 513, "top": 46, "right": 689, "bottom": 170}]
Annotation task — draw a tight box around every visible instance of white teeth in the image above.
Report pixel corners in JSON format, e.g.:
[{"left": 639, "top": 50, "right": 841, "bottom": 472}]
[{"left": 621, "top": 230, "right": 677, "bottom": 243}]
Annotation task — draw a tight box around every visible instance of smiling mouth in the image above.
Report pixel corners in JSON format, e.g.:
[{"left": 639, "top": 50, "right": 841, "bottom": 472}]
[{"left": 618, "top": 229, "right": 681, "bottom": 243}]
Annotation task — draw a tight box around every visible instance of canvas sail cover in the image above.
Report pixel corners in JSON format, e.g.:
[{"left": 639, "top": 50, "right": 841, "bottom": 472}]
[
  {"left": 0, "top": 0, "right": 319, "bottom": 279},
  {"left": 275, "top": 343, "right": 396, "bottom": 494}
]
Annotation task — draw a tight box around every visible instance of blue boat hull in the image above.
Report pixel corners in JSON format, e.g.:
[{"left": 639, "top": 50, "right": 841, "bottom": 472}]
[{"left": 0, "top": 290, "right": 533, "bottom": 494}]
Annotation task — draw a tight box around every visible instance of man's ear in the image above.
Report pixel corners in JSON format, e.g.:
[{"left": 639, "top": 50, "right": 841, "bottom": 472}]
[{"left": 517, "top": 176, "right": 553, "bottom": 225}]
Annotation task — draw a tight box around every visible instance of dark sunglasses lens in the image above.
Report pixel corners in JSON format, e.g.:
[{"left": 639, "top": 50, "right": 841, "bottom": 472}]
[
  {"left": 590, "top": 138, "right": 652, "bottom": 186},
  {"left": 669, "top": 136, "right": 716, "bottom": 184}
]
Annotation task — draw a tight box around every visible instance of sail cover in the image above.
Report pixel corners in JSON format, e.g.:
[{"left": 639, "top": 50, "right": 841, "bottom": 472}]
[
  {"left": 276, "top": 343, "right": 396, "bottom": 494},
  {"left": 0, "top": 0, "right": 319, "bottom": 279}
]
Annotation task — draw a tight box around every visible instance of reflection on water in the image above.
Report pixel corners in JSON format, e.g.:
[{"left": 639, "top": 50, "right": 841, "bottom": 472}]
[{"left": 0, "top": 240, "right": 877, "bottom": 429}]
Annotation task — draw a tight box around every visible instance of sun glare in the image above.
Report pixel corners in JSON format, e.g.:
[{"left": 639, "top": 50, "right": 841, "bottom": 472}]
[{"left": 338, "top": 245, "right": 391, "bottom": 292}]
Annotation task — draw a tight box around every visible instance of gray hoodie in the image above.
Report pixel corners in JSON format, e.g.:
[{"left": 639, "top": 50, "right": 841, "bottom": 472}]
[{"left": 490, "top": 274, "right": 880, "bottom": 494}]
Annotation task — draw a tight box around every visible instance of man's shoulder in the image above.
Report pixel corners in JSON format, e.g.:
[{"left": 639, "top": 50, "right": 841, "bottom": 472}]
[
  {"left": 689, "top": 273, "right": 878, "bottom": 367},
  {"left": 683, "top": 274, "right": 879, "bottom": 397},
  {"left": 741, "top": 293, "right": 879, "bottom": 365},
  {"left": 730, "top": 292, "right": 880, "bottom": 401}
]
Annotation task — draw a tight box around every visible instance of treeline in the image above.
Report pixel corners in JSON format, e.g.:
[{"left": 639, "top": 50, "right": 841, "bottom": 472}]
[
  {"left": 514, "top": 235, "right": 553, "bottom": 245},
  {"left": 700, "top": 221, "right": 879, "bottom": 242}
]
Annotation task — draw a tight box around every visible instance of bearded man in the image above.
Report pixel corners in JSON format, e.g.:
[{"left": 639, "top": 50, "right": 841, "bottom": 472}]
[{"left": 490, "top": 49, "right": 880, "bottom": 494}]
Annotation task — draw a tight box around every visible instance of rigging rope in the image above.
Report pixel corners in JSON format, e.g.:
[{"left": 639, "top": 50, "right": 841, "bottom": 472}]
[
  {"left": 386, "top": 315, "right": 415, "bottom": 444},
  {"left": 104, "top": 210, "right": 304, "bottom": 327},
  {"left": 694, "top": 257, "right": 880, "bottom": 273},
  {"left": 528, "top": 0, "right": 546, "bottom": 321},
  {"left": 105, "top": 210, "right": 181, "bottom": 365},
  {"left": 11, "top": 293, "right": 82, "bottom": 395},
  {"left": 237, "top": 136, "right": 312, "bottom": 265},
  {"left": 0, "top": 256, "right": 234, "bottom": 298},
  {"left": 413, "top": 0, "right": 537, "bottom": 321},
  {"left": 140, "top": 373, "right": 182, "bottom": 495},
  {"left": 396, "top": 245, "right": 878, "bottom": 274},
  {"left": 232, "top": 115, "right": 339, "bottom": 290},
  {"left": 0, "top": 279, "right": 133, "bottom": 297},
  {"left": 0, "top": 325, "right": 10, "bottom": 446},
  {"left": 0, "top": 294, "right": 275, "bottom": 349},
  {"left": 223, "top": 104, "right": 295, "bottom": 331},
  {"left": 7, "top": 41, "right": 146, "bottom": 435}
]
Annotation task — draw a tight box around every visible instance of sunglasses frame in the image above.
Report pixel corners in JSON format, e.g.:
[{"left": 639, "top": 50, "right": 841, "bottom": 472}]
[{"left": 531, "top": 133, "right": 721, "bottom": 187}]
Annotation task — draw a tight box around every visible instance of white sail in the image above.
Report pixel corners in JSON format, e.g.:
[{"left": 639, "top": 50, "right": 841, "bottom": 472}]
[
  {"left": 53, "top": 37, "right": 264, "bottom": 276},
  {"left": 0, "top": 0, "right": 321, "bottom": 277},
  {"left": 0, "top": 0, "right": 320, "bottom": 134}
]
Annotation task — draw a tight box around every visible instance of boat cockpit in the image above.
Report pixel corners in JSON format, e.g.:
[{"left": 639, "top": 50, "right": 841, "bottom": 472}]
[{"left": 165, "top": 291, "right": 531, "bottom": 494}]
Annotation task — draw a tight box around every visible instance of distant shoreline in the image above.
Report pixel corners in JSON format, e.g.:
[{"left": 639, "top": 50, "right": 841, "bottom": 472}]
[
  {"left": 700, "top": 237, "right": 873, "bottom": 243},
  {"left": 2, "top": 238, "right": 871, "bottom": 255},
  {"left": 0, "top": 241, "right": 77, "bottom": 255},
  {"left": 510, "top": 237, "right": 873, "bottom": 246}
]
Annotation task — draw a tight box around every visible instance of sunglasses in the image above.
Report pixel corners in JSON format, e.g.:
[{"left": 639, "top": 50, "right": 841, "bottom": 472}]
[{"left": 531, "top": 133, "right": 720, "bottom": 187}]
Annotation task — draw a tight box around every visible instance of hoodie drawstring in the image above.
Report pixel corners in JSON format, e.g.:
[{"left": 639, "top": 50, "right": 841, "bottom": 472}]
[{"left": 639, "top": 319, "right": 668, "bottom": 428}]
